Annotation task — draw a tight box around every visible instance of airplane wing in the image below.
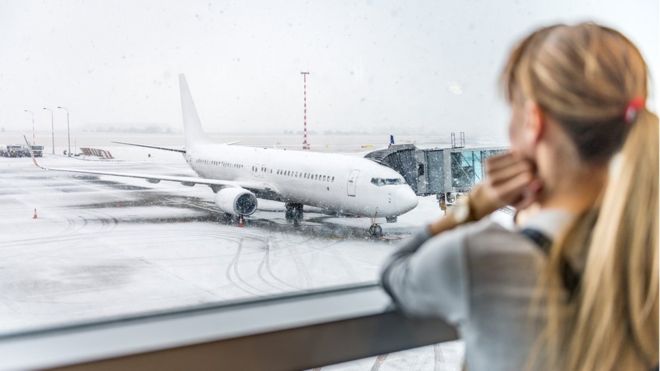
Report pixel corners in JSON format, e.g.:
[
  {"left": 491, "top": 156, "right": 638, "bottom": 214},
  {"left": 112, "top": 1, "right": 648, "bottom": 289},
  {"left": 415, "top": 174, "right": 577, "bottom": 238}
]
[
  {"left": 112, "top": 141, "right": 186, "bottom": 153},
  {"left": 112, "top": 140, "right": 239, "bottom": 152},
  {"left": 23, "top": 136, "right": 276, "bottom": 194}
]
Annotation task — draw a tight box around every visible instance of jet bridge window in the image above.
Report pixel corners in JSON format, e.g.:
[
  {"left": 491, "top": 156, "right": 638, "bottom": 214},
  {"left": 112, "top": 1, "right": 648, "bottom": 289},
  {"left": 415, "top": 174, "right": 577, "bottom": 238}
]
[{"left": 370, "top": 178, "right": 405, "bottom": 186}]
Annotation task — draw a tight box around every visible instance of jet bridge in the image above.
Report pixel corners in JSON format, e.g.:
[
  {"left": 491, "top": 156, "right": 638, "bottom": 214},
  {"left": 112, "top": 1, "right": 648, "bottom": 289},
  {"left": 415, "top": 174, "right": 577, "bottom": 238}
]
[{"left": 365, "top": 144, "right": 507, "bottom": 199}]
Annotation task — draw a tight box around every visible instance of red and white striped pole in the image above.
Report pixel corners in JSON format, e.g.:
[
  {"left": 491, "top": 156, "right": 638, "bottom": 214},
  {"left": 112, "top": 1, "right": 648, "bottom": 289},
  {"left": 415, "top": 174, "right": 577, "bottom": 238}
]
[{"left": 301, "top": 72, "right": 311, "bottom": 150}]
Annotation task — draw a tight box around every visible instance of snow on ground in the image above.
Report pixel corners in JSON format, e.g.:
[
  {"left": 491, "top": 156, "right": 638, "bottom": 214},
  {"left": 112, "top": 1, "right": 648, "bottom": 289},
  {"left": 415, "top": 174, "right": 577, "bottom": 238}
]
[{"left": 0, "top": 151, "right": 466, "bottom": 370}]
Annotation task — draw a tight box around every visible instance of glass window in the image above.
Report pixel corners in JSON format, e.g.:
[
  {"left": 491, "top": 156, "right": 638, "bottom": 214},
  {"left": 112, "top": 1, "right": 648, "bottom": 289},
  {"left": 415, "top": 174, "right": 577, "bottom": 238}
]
[
  {"left": 371, "top": 178, "right": 405, "bottom": 186},
  {"left": 2, "top": 7, "right": 654, "bottom": 371}
]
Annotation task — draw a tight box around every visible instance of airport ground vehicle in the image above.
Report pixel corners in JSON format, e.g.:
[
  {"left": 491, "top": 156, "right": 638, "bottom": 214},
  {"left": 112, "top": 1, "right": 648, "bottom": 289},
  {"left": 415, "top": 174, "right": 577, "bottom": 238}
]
[{"left": 0, "top": 145, "right": 39, "bottom": 158}]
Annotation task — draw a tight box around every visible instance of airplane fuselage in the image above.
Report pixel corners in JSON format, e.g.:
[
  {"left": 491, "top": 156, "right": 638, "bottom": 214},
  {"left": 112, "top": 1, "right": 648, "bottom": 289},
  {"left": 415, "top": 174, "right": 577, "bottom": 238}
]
[{"left": 186, "top": 143, "right": 418, "bottom": 218}]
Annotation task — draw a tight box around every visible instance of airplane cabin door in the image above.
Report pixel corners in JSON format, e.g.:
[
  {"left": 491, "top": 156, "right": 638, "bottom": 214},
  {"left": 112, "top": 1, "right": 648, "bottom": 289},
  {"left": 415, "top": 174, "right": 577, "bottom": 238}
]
[
  {"left": 251, "top": 164, "right": 265, "bottom": 178},
  {"left": 347, "top": 170, "right": 359, "bottom": 197}
]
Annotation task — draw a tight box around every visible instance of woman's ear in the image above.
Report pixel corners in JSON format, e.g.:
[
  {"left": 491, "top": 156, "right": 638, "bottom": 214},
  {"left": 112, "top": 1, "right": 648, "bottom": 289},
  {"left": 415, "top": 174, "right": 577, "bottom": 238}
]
[{"left": 523, "top": 100, "right": 545, "bottom": 145}]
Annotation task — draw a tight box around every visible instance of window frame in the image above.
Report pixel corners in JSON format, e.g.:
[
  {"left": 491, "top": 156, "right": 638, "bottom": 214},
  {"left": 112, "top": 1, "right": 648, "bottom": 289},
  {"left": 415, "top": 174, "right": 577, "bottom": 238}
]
[{"left": 0, "top": 284, "right": 457, "bottom": 370}]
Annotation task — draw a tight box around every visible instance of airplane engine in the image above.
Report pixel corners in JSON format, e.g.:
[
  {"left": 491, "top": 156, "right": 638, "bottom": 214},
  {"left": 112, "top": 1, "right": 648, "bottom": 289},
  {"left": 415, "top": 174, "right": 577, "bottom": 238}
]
[{"left": 214, "top": 187, "right": 258, "bottom": 216}]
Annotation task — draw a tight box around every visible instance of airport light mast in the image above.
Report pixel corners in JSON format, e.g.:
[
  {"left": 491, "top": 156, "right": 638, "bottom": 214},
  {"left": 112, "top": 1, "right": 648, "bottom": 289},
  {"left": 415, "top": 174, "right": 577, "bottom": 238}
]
[
  {"left": 42, "top": 107, "right": 55, "bottom": 155},
  {"left": 301, "top": 72, "right": 311, "bottom": 150},
  {"left": 23, "top": 109, "right": 35, "bottom": 145},
  {"left": 57, "top": 106, "right": 71, "bottom": 156}
]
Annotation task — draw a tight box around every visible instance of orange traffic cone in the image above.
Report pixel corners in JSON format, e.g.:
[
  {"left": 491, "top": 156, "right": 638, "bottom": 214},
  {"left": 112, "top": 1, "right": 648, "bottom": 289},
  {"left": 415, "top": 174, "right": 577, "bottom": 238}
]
[
  {"left": 32, "top": 208, "right": 38, "bottom": 219},
  {"left": 238, "top": 215, "right": 245, "bottom": 227}
]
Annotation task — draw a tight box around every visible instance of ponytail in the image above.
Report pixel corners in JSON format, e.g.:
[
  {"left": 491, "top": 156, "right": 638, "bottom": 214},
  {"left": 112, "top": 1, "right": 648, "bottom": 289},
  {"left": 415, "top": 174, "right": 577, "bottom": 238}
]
[
  {"left": 571, "top": 109, "right": 658, "bottom": 370},
  {"left": 539, "top": 110, "right": 659, "bottom": 371}
]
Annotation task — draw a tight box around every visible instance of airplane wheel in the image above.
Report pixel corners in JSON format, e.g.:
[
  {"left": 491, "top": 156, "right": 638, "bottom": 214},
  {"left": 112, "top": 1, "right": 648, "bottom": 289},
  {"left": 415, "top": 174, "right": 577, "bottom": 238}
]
[
  {"left": 285, "top": 203, "right": 303, "bottom": 223},
  {"left": 293, "top": 206, "right": 303, "bottom": 221},
  {"left": 369, "top": 224, "right": 383, "bottom": 238}
]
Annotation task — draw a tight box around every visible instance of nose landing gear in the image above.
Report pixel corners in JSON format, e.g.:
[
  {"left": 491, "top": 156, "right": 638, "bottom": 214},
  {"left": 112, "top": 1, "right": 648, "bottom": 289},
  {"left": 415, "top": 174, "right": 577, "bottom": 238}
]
[
  {"left": 368, "top": 222, "right": 383, "bottom": 238},
  {"left": 285, "top": 203, "right": 304, "bottom": 226}
]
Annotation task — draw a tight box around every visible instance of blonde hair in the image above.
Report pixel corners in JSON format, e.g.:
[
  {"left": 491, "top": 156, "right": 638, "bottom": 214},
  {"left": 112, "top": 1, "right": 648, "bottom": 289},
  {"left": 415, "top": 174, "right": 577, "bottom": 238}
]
[{"left": 502, "top": 23, "right": 658, "bottom": 370}]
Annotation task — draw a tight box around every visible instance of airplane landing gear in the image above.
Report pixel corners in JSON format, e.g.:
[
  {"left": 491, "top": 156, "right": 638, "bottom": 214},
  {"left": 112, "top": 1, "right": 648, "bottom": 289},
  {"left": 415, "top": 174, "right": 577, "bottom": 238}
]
[
  {"left": 285, "top": 203, "right": 304, "bottom": 225},
  {"left": 386, "top": 216, "right": 397, "bottom": 223},
  {"left": 368, "top": 223, "right": 383, "bottom": 238}
]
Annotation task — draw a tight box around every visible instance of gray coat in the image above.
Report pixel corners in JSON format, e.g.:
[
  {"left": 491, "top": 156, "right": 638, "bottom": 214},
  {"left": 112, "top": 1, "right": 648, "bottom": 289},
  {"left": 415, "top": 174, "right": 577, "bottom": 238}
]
[{"left": 381, "top": 210, "right": 574, "bottom": 371}]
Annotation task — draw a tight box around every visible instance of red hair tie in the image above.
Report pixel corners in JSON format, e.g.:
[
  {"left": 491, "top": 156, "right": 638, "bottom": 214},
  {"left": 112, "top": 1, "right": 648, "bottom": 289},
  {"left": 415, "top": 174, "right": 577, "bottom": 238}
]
[{"left": 624, "top": 97, "right": 645, "bottom": 124}]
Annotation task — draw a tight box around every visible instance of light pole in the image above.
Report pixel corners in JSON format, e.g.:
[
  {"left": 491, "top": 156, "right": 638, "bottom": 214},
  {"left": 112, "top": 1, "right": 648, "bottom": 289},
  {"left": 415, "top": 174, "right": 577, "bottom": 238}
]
[
  {"left": 42, "top": 107, "right": 55, "bottom": 155},
  {"left": 57, "top": 106, "right": 71, "bottom": 156},
  {"left": 301, "top": 72, "right": 311, "bottom": 150},
  {"left": 23, "top": 109, "right": 35, "bottom": 145}
]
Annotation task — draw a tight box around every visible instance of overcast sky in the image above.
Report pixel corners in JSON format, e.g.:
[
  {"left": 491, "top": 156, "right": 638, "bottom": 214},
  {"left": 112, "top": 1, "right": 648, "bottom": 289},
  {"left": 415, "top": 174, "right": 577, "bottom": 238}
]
[{"left": 0, "top": 0, "right": 657, "bottom": 141}]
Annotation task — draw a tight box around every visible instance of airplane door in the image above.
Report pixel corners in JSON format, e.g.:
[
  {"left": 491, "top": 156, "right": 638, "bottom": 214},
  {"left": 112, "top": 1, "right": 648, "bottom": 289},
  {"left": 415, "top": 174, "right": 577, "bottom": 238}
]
[
  {"left": 252, "top": 164, "right": 264, "bottom": 178},
  {"left": 347, "top": 170, "right": 359, "bottom": 197}
]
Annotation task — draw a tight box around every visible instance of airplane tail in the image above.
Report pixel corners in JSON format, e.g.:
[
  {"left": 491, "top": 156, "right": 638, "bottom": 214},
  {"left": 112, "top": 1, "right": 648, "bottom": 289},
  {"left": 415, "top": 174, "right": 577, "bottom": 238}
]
[{"left": 179, "top": 74, "right": 207, "bottom": 149}]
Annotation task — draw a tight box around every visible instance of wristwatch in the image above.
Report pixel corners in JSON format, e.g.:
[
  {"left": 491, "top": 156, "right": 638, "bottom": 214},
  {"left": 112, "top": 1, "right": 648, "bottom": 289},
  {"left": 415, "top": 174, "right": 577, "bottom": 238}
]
[{"left": 449, "top": 195, "right": 475, "bottom": 224}]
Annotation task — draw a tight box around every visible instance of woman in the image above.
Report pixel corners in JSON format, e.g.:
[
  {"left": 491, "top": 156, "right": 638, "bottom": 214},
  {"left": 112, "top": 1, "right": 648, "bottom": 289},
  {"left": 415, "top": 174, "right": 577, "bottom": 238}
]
[{"left": 381, "top": 23, "right": 658, "bottom": 371}]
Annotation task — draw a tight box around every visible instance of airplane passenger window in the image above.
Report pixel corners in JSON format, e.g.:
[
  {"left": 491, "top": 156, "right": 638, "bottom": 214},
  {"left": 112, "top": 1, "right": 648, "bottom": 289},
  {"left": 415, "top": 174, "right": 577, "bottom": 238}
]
[{"left": 1, "top": 3, "right": 656, "bottom": 371}]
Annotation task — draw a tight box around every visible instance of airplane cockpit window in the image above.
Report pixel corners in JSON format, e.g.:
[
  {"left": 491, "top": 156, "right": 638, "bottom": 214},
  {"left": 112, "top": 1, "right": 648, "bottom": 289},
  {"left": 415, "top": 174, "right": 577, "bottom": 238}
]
[{"left": 370, "top": 178, "right": 405, "bottom": 186}]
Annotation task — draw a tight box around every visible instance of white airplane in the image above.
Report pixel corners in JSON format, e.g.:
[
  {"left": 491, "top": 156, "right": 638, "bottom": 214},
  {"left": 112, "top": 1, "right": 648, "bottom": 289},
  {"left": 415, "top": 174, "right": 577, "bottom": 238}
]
[{"left": 26, "top": 74, "right": 418, "bottom": 236}]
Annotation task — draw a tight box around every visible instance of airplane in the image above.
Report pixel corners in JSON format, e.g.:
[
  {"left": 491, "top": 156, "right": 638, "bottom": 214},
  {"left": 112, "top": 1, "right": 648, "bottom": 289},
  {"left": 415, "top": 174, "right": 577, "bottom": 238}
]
[{"left": 25, "top": 74, "right": 418, "bottom": 237}]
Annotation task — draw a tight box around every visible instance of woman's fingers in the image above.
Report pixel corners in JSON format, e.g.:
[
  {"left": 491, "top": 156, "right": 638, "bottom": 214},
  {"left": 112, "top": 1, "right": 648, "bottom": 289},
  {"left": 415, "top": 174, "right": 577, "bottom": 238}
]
[
  {"left": 466, "top": 151, "right": 542, "bottom": 220},
  {"left": 488, "top": 160, "right": 534, "bottom": 186},
  {"left": 485, "top": 151, "right": 531, "bottom": 170},
  {"left": 485, "top": 152, "right": 519, "bottom": 173},
  {"left": 494, "top": 170, "right": 535, "bottom": 204}
]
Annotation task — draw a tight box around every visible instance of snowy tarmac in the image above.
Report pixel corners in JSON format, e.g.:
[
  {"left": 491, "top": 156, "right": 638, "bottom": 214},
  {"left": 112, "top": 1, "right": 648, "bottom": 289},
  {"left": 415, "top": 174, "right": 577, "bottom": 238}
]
[{"left": 0, "top": 151, "right": 464, "bottom": 370}]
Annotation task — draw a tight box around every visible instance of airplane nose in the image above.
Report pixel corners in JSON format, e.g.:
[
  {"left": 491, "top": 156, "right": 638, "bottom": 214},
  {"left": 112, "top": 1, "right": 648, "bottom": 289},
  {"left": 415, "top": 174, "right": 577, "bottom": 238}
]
[{"left": 398, "top": 186, "right": 418, "bottom": 213}]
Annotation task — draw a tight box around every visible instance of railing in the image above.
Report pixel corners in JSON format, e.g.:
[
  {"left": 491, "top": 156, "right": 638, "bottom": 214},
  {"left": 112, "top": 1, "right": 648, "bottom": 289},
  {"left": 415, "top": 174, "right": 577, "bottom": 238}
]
[{"left": 0, "top": 283, "right": 458, "bottom": 371}]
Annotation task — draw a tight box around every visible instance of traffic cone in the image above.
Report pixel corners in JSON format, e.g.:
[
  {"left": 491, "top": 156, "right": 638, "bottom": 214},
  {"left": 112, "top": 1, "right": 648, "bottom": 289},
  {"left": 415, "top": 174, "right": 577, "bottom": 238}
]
[
  {"left": 238, "top": 215, "right": 245, "bottom": 227},
  {"left": 32, "top": 208, "right": 38, "bottom": 219}
]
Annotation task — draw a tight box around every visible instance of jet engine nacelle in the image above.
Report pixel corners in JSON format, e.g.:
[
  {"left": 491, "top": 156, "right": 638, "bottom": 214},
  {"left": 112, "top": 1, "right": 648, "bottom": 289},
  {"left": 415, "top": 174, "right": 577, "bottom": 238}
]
[{"left": 214, "top": 187, "right": 258, "bottom": 216}]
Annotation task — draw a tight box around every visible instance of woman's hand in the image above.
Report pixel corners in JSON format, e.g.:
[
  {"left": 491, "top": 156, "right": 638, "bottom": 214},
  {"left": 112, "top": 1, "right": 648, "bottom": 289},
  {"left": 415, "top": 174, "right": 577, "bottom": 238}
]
[
  {"left": 427, "top": 152, "right": 542, "bottom": 236},
  {"left": 470, "top": 152, "right": 542, "bottom": 220}
]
